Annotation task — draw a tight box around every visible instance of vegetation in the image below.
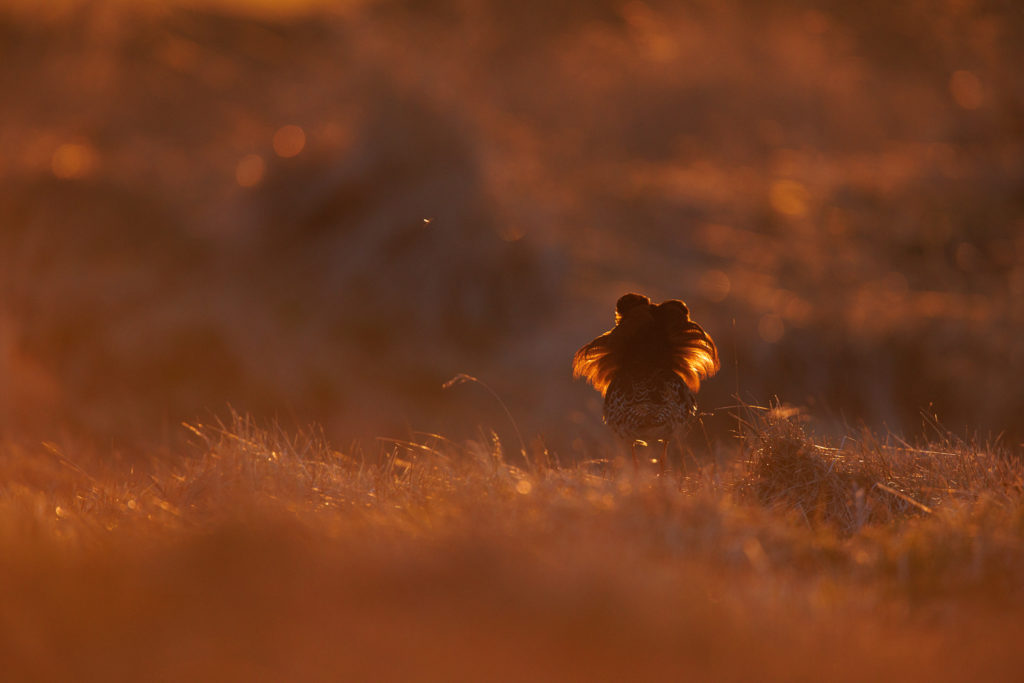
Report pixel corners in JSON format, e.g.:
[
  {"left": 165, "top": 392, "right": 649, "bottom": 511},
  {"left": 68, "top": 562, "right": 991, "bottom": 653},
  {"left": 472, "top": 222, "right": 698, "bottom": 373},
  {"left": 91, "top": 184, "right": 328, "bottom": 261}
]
[
  {"left": 1, "top": 0, "right": 1022, "bottom": 678},
  {"left": 1, "top": 412, "right": 1022, "bottom": 680}
]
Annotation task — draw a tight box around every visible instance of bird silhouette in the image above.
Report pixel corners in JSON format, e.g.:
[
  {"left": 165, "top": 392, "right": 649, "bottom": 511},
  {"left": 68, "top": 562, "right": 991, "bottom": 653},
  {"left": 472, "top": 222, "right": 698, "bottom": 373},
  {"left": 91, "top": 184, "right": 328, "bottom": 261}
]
[{"left": 573, "top": 293, "right": 720, "bottom": 471}]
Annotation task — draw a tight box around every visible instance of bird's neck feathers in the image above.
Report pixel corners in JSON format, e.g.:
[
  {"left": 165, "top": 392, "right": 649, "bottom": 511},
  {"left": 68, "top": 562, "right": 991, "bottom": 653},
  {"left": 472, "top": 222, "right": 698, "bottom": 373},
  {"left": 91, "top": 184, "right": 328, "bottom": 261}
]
[{"left": 573, "top": 306, "right": 719, "bottom": 396}]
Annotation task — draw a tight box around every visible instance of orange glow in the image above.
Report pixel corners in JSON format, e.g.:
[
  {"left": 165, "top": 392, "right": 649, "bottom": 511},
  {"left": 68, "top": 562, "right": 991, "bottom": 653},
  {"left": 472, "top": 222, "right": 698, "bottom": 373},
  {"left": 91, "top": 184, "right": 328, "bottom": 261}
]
[
  {"left": 51, "top": 143, "right": 96, "bottom": 179},
  {"left": 235, "top": 153, "right": 265, "bottom": 187},
  {"left": 949, "top": 70, "right": 984, "bottom": 110},
  {"left": 273, "top": 124, "right": 306, "bottom": 158},
  {"left": 769, "top": 179, "right": 810, "bottom": 217}
]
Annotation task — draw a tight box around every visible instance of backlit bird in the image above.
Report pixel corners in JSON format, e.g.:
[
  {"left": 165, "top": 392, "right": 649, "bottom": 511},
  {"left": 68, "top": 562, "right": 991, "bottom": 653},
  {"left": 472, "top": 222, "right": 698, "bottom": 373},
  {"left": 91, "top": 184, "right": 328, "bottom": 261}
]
[{"left": 573, "top": 293, "right": 720, "bottom": 470}]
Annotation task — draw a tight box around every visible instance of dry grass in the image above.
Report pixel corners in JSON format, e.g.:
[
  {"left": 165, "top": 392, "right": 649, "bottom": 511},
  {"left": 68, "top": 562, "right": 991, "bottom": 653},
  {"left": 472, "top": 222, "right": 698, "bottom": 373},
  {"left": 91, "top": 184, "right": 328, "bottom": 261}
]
[
  {"left": 1, "top": 1, "right": 1023, "bottom": 678},
  {"left": 1, "top": 413, "right": 1022, "bottom": 681},
  {"left": 743, "top": 409, "right": 1023, "bottom": 533}
]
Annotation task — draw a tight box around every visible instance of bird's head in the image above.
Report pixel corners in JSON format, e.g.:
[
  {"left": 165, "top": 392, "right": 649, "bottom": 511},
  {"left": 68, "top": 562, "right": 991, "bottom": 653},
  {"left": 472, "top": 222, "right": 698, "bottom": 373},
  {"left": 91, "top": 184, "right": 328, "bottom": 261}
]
[
  {"left": 652, "top": 299, "right": 689, "bottom": 321},
  {"left": 614, "top": 293, "right": 651, "bottom": 325}
]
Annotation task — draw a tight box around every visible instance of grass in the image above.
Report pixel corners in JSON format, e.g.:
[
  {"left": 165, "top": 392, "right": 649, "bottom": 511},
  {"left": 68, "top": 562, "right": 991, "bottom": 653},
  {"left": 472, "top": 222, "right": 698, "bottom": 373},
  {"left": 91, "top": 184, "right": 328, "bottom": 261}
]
[
  {"left": 1, "top": 412, "right": 1022, "bottom": 681},
  {"left": 1, "top": 1, "right": 1023, "bottom": 678}
]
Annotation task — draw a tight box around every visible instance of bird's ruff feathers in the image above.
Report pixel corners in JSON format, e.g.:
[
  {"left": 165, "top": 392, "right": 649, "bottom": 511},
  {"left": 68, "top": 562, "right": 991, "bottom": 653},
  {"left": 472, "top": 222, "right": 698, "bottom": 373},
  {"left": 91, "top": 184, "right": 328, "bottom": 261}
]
[
  {"left": 572, "top": 295, "right": 720, "bottom": 396},
  {"left": 665, "top": 327, "right": 719, "bottom": 393}
]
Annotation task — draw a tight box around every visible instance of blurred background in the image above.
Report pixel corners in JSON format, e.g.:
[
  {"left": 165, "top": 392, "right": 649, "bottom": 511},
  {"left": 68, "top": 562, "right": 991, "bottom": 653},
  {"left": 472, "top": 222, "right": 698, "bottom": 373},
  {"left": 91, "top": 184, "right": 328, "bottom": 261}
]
[{"left": 1, "top": 0, "right": 1022, "bottom": 454}]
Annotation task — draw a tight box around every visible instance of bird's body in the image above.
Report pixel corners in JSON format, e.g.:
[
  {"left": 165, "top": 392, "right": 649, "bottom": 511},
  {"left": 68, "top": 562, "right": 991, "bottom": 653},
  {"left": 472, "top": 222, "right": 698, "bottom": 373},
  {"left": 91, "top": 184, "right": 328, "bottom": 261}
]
[
  {"left": 573, "top": 293, "right": 719, "bottom": 469},
  {"left": 603, "top": 369, "right": 698, "bottom": 445}
]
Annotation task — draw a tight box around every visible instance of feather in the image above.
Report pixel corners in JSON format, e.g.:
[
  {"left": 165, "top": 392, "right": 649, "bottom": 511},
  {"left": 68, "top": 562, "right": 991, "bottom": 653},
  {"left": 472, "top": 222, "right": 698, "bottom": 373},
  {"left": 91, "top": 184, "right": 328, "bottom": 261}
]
[
  {"left": 573, "top": 293, "right": 719, "bottom": 396},
  {"left": 653, "top": 299, "right": 719, "bottom": 392}
]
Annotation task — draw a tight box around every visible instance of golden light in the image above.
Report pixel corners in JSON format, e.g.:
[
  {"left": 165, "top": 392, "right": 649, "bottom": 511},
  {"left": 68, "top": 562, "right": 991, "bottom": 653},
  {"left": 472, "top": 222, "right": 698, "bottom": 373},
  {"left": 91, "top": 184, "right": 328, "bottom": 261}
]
[
  {"left": 949, "top": 70, "right": 984, "bottom": 110},
  {"left": 273, "top": 124, "right": 306, "bottom": 158},
  {"left": 515, "top": 480, "right": 533, "bottom": 495},
  {"left": 758, "top": 313, "right": 785, "bottom": 343},
  {"left": 235, "top": 153, "right": 265, "bottom": 187},
  {"left": 51, "top": 143, "right": 97, "bottom": 179},
  {"left": 769, "top": 179, "right": 810, "bottom": 217}
]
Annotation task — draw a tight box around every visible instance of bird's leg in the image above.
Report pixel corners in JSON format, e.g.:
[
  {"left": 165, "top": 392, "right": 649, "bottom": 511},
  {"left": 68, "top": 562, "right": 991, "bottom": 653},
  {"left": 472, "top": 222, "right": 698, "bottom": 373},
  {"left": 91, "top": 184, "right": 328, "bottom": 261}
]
[
  {"left": 659, "top": 440, "right": 669, "bottom": 476},
  {"left": 630, "top": 441, "right": 640, "bottom": 471}
]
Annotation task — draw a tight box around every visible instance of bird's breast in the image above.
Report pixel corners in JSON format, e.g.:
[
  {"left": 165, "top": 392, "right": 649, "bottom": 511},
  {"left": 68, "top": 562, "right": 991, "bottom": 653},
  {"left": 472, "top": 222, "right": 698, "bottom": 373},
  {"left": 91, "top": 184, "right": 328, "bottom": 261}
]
[{"left": 602, "top": 371, "right": 697, "bottom": 442}]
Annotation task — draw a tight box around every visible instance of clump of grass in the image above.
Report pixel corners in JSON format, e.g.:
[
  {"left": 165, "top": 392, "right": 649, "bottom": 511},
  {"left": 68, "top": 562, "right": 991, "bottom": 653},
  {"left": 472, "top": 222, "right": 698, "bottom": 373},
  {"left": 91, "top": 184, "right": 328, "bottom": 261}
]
[
  {"left": 740, "top": 413, "right": 877, "bottom": 532},
  {"left": 738, "top": 409, "right": 1024, "bottom": 537}
]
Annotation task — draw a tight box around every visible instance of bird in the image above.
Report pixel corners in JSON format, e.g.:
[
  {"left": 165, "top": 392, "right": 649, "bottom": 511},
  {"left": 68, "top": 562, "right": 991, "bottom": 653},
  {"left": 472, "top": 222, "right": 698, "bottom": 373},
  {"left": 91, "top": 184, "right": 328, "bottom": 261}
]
[{"left": 573, "top": 293, "right": 720, "bottom": 471}]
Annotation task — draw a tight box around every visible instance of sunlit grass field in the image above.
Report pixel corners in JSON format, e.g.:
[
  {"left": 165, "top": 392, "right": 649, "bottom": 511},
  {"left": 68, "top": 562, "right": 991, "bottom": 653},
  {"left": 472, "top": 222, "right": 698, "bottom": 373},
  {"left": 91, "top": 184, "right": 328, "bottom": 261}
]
[
  {"left": 2, "top": 411, "right": 1022, "bottom": 680},
  {"left": 2, "top": 0, "right": 1023, "bottom": 678}
]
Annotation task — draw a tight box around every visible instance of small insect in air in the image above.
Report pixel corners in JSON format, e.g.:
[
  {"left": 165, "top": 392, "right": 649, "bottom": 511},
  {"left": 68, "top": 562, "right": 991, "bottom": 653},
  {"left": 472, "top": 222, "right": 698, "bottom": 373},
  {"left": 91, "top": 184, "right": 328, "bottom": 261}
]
[{"left": 573, "top": 293, "right": 720, "bottom": 471}]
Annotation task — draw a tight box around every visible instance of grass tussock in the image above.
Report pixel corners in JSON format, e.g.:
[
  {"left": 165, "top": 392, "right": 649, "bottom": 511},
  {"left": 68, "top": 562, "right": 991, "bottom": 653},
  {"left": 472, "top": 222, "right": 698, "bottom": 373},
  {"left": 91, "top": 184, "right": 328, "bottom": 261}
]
[
  {"left": 736, "top": 409, "right": 1024, "bottom": 603},
  {"left": 1, "top": 414, "right": 1023, "bottom": 680},
  {"left": 742, "top": 410, "right": 1024, "bottom": 535}
]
